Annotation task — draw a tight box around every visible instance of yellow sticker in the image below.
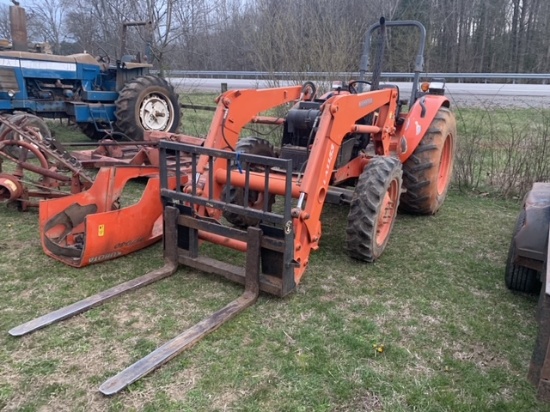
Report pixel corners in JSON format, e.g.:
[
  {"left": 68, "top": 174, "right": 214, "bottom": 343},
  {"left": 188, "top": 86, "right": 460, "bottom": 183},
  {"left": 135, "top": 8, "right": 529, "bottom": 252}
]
[{"left": 98, "top": 224, "right": 105, "bottom": 237}]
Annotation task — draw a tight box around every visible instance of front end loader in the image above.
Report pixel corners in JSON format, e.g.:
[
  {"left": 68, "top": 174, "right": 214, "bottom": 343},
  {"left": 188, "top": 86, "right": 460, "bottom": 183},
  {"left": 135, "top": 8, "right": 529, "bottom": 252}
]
[{"left": 9, "top": 19, "right": 457, "bottom": 394}]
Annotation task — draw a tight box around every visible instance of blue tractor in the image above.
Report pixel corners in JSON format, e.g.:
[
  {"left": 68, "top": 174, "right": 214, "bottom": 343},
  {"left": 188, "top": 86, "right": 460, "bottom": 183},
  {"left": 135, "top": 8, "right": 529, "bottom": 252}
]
[{"left": 0, "top": 22, "right": 180, "bottom": 140}]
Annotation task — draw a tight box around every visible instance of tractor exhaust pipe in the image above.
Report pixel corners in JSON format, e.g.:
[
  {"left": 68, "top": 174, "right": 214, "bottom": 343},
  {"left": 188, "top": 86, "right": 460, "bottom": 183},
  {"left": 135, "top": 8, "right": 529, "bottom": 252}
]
[{"left": 9, "top": 5, "right": 28, "bottom": 52}]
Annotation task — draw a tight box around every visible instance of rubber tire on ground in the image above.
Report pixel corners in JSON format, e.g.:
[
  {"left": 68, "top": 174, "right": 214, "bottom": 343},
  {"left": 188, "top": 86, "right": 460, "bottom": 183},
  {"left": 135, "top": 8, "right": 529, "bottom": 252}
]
[
  {"left": 505, "top": 208, "right": 541, "bottom": 293},
  {"left": 115, "top": 75, "right": 180, "bottom": 140},
  {"left": 346, "top": 156, "right": 403, "bottom": 262},
  {"left": 0, "top": 113, "right": 51, "bottom": 159},
  {"left": 400, "top": 107, "right": 456, "bottom": 214},
  {"left": 222, "top": 137, "right": 276, "bottom": 228},
  {"left": 77, "top": 122, "right": 109, "bottom": 140}
]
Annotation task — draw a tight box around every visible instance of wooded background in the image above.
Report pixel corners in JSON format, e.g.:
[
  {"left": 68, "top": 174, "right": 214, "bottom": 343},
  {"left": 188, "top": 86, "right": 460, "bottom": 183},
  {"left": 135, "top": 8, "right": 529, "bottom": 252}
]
[{"left": 1, "top": 0, "right": 549, "bottom": 75}]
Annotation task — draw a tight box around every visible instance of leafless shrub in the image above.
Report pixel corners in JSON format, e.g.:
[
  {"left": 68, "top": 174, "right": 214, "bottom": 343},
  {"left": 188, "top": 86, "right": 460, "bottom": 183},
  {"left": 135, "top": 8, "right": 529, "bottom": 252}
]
[{"left": 453, "top": 102, "right": 550, "bottom": 198}]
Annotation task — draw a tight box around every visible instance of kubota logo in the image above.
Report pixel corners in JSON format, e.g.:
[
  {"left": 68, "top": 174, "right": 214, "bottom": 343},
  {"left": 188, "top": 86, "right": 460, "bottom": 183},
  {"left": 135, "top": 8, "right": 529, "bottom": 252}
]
[
  {"left": 323, "top": 143, "right": 335, "bottom": 186},
  {"left": 359, "top": 98, "right": 373, "bottom": 108},
  {"left": 89, "top": 252, "right": 122, "bottom": 263}
]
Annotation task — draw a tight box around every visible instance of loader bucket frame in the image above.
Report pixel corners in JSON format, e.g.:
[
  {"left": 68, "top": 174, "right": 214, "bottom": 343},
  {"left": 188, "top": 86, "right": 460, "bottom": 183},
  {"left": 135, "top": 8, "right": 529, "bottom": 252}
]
[{"left": 159, "top": 140, "right": 297, "bottom": 297}]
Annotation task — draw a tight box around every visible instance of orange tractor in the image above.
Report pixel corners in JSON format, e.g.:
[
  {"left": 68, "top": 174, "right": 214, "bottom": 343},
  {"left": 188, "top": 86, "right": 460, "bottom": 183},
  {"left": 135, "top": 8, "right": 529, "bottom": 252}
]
[{"left": 10, "top": 19, "right": 456, "bottom": 394}]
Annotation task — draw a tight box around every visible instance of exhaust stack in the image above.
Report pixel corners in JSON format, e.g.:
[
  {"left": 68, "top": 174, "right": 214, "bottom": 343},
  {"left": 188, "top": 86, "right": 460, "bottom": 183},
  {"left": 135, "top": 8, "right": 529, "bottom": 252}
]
[{"left": 9, "top": 5, "right": 28, "bottom": 52}]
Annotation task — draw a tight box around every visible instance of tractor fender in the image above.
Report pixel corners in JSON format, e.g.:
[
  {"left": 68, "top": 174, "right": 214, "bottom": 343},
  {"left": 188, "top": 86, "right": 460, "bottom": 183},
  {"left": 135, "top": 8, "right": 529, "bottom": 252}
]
[
  {"left": 398, "top": 94, "right": 450, "bottom": 163},
  {"left": 515, "top": 182, "right": 550, "bottom": 269}
]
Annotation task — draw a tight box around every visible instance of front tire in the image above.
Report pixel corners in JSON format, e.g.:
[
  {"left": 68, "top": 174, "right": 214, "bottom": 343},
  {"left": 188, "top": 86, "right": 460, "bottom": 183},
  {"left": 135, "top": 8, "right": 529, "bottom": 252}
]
[
  {"left": 346, "top": 156, "right": 403, "bottom": 262},
  {"left": 400, "top": 107, "right": 456, "bottom": 214},
  {"left": 115, "top": 75, "right": 180, "bottom": 140},
  {"left": 505, "top": 208, "right": 541, "bottom": 293}
]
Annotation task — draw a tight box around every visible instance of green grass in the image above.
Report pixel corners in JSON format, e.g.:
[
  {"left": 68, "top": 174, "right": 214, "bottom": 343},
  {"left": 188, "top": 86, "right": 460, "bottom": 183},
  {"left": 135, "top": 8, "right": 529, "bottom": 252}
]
[
  {"left": 180, "top": 93, "right": 219, "bottom": 138},
  {"left": 1, "top": 100, "right": 550, "bottom": 410},
  {"left": 0, "top": 187, "right": 548, "bottom": 411}
]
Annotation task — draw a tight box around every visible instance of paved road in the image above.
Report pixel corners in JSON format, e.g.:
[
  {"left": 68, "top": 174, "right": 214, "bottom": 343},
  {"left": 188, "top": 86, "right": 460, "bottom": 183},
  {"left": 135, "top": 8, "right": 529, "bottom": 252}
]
[{"left": 169, "top": 77, "right": 550, "bottom": 108}]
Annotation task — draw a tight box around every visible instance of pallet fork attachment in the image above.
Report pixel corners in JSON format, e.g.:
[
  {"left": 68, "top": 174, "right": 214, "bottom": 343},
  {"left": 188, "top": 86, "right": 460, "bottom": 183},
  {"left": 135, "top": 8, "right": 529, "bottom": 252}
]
[
  {"left": 9, "top": 203, "right": 263, "bottom": 395},
  {"left": 9, "top": 207, "right": 180, "bottom": 337},
  {"left": 99, "top": 226, "right": 261, "bottom": 395}
]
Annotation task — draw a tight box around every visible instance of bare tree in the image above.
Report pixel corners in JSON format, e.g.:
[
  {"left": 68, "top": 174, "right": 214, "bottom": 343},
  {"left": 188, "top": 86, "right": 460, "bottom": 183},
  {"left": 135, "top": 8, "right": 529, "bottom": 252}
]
[
  {"left": 7, "top": 0, "right": 550, "bottom": 74},
  {"left": 0, "top": 5, "right": 11, "bottom": 41},
  {"left": 26, "top": 0, "right": 70, "bottom": 54}
]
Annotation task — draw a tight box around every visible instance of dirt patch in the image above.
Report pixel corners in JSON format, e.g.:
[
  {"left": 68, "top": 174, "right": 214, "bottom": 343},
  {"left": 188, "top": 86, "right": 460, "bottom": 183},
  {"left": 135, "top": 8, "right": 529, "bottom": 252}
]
[
  {"left": 209, "top": 388, "right": 246, "bottom": 411},
  {"left": 450, "top": 342, "right": 511, "bottom": 371},
  {"left": 333, "top": 390, "right": 384, "bottom": 411}
]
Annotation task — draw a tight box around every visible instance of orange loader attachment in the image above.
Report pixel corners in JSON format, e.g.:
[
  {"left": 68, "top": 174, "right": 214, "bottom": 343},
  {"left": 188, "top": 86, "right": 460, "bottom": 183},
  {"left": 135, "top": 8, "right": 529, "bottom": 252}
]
[{"left": 39, "top": 166, "right": 182, "bottom": 267}]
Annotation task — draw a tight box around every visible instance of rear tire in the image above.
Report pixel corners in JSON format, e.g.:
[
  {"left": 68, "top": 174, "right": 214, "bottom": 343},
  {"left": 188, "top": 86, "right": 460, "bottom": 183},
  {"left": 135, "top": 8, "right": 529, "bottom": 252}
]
[
  {"left": 400, "top": 107, "right": 456, "bottom": 214},
  {"left": 505, "top": 208, "right": 541, "bottom": 293},
  {"left": 346, "top": 156, "right": 402, "bottom": 262},
  {"left": 223, "top": 137, "right": 276, "bottom": 228},
  {"left": 115, "top": 75, "right": 180, "bottom": 140},
  {"left": 77, "top": 123, "right": 107, "bottom": 140}
]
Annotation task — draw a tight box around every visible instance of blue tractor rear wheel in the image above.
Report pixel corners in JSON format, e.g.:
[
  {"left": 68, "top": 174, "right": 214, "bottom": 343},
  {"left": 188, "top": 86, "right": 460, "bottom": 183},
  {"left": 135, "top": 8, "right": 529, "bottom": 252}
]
[{"left": 115, "top": 75, "right": 181, "bottom": 140}]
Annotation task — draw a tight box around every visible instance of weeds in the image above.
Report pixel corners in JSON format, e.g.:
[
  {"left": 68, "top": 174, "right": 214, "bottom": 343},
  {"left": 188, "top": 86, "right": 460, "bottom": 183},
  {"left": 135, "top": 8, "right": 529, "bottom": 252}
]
[{"left": 454, "top": 103, "right": 550, "bottom": 198}]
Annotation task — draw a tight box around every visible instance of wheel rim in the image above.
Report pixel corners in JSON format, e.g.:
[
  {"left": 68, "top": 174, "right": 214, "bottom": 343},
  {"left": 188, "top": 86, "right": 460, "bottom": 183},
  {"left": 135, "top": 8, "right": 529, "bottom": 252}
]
[
  {"left": 437, "top": 134, "right": 453, "bottom": 195},
  {"left": 0, "top": 115, "right": 49, "bottom": 158},
  {"left": 376, "top": 178, "right": 399, "bottom": 247},
  {"left": 2, "top": 140, "right": 50, "bottom": 170},
  {"left": 139, "top": 93, "right": 174, "bottom": 131}
]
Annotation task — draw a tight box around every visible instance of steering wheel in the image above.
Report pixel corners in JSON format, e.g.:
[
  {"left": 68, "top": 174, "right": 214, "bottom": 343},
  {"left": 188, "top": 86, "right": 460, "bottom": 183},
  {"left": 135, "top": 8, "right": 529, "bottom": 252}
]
[
  {"left": 348, "top": 80, "right": 372, "bottom": 94},
  {"left": 301, "top": 81, "right": 317, "bottom": 100},
  {"left": 95, "top": 46, "right": 111, "bottom": 66}
]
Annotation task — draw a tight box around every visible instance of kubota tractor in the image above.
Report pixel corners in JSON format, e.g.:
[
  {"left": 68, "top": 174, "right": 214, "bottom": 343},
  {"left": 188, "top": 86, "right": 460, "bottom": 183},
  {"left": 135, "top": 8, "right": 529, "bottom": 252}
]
[
  {"left": 155, "top": 18, "right": 456, "bottom": 293},
  {"left": 9, "top": 18, "right": 457, "bottom": 395}
]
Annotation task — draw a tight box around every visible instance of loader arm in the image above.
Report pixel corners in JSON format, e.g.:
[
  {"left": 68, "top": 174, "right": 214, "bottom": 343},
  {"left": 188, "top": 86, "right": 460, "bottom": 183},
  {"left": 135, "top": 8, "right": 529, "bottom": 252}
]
[
  {"left": 186, "top": 86, "right": 403, "bottom": 284},
  {"left": 198, "top": 86, "right": 304, "bottom": 171},
  {"left": 195, "top": 86, "right": 306, "bottom": 219},
  {"left": 291, "top": 88, "right": 399, "bottom": 281}
]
